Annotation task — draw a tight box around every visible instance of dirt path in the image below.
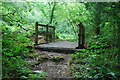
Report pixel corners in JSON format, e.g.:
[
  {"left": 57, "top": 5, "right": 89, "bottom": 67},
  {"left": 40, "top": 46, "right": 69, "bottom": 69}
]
[{"left": 27, "top": 50, "right": 72, "bottom": 78}]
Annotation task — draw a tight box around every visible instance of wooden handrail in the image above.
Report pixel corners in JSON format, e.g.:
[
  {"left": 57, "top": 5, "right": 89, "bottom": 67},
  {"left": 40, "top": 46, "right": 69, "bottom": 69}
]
[
  {"left": 37, "top": 24, "right": 55, "bottom": 28},
  {"left": 35, "top": 22, "right": 55, "bottom": 45}
]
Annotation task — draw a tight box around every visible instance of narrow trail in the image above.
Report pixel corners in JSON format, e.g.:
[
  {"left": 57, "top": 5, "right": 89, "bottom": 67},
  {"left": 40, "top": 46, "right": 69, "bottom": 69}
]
[{"left": 27, "top": 50, "right": 73, "bottom": 78}]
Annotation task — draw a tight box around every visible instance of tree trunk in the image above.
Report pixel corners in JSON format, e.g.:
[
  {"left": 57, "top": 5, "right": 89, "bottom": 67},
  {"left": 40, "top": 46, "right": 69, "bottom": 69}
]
[{"left": 49, "top": 2, "right": 56, "bottom": 24}]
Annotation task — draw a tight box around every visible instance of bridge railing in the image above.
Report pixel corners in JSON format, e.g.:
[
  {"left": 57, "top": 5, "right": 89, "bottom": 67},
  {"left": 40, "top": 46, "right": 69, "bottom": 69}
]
[{"left": 35, "top": 22, "right": 55, "bottom": 45}]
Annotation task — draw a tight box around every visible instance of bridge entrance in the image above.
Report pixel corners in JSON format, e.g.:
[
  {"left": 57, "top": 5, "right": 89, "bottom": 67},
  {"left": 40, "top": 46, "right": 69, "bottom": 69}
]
[{"left": 34, "top": 22, "right": 85, "bottom": 52}]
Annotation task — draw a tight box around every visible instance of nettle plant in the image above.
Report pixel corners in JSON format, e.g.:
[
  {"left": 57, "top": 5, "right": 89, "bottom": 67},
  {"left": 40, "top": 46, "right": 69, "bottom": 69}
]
[{"left": 70, "top": 41, "right": 119, "bottom": 79}]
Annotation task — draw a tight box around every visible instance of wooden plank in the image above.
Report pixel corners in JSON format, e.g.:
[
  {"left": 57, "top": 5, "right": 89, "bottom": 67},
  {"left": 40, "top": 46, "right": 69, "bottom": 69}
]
[
  {"left": 38, "top": 24, "right": 55, "bottom": 28},
  {"left": 46, "top": 26, "right": 48, "bottom": 43},
  {"left": 53, "top": 27, "right": 55, "bottom": 41},
  {"left": 35, "top": 22, "right": 38, "bottom": 45},
  {"left": 35, "top": 41, "right": 78, "bottom": 53},
  {"left": 38, "top": 32, "right": 53, "bottom": 35}
]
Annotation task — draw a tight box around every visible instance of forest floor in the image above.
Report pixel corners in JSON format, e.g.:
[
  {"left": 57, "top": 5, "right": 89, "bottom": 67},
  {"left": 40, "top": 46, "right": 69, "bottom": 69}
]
[{"left": 27, "top": 49, "right": 73, "bottom": 78}]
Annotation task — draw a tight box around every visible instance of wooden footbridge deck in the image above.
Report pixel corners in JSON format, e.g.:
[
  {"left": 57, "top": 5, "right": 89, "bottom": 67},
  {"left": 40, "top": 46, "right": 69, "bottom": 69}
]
[
  {"left": 35, "top": 41, "right": 78, "bottom": 53},
  {"left": 34, "top": 22, "right": 85, "bottom": 53}
]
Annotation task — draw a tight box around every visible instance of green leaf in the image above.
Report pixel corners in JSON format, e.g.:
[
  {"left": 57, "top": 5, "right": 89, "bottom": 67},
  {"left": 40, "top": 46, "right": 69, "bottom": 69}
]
[{"left": 5, "top": 53, "right": 13, "bottom": 56}]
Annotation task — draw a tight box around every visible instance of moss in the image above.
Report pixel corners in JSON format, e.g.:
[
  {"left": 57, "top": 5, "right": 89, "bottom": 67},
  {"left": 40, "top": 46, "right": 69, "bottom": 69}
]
[
  {"left": 29, "top": 61, "right": 40, "bottom": 66},
  {"left": 29, "top": 53, "right": 40, "bottom": 58},
  {"left": 28, "top": 73, "right": 46, "bottom": 79},
  {"left": 38, "top": 55, "right": 48, "bottom": 62},
  {"left": 51, "top": 56, "right": 64, "bottom": 62},
  {"left": 68, "top": 58, "right": 75, "bottom": 65}
]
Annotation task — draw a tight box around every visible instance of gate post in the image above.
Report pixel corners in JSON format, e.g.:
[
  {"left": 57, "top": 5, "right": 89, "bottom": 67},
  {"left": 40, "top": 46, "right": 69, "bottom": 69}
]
[
  {"left": 46, "top": 26, "right": 48, "bottom": 43},
  {"left": 35, "top": 22, "right": 38, "bottom": 45},
  {"left": 53, "top": 27, "right": 55, "bottom": 41},
  {"left": 76, "top": 22, "right": 85, "bottom": 49}
]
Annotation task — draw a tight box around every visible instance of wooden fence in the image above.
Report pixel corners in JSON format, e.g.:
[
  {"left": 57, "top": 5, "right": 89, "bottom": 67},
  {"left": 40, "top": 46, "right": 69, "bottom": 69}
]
[{"left": 35, "top": 22, "right": 55, "bottom": 45}]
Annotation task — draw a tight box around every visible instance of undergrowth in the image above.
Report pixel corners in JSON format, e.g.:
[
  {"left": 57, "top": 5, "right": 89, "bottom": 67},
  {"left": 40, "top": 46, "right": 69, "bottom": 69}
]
[{"left": 70, "top": 41, "right": 120, "bottom": 80}]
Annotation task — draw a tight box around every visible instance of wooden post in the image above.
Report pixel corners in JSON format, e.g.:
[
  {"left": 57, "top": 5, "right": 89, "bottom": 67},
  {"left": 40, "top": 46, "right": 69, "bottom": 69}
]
[
  {"left": 76, "top": 22, "right": 85, "bottom": 49},
  {"left": 46, "top": 26, "right": 48, "bottom": 43},
  {"left": 78, "top": 24, "right": 82, "bottom": 48},
  {"left": 53, "top": 27, "right": 55, "bottom": 41},
  {"left": 35, "top": 22, "right": 38, "bottom": 45},
  {"left": 82, "top": 25, "right": 85, "bottom": 46}
]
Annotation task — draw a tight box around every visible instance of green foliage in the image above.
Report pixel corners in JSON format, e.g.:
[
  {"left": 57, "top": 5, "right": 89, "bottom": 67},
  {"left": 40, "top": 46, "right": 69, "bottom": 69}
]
[
  {"left": 56, "top": 33, "right": 77, "bottom": 41},
  {"left": 29, "top": 53, "right": 40, "bottom": 58},
  {"left": 2, "top": 25, "right": 33, "bottom": 78},
  {"left": 1, "top": 2, "right": 120, "bottom": 79},
  {"left": 3, "top": 56, "right": 30, "bottom": 78},
  {"left": 2, "top": 26, "right": 33, "bottom": 57},
  {"left": 70, "top": 42, "right": 119, "bottom": 79},
  {"left": 28, "top": 72, "right": 47, "bottom": 78},
  {"left": 20, "top": 72, "right": 47, "bottom": 79}
]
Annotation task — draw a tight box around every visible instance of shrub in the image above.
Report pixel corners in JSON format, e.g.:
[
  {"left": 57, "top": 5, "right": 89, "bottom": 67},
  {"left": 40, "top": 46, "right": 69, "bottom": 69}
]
[
  {"left": 70, "top": 41, "right": 120, "bottom": 79},
  {"left": 2, "top": 25, "right": 33, "bottom": 78}
]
